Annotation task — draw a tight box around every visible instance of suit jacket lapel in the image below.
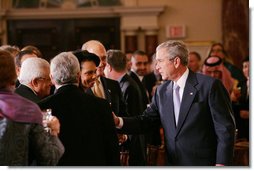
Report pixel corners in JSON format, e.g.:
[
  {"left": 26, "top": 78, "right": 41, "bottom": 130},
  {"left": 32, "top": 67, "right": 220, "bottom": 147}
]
[
  {"left": 176, "top": 71, "right": 198, "bottom": 135},
  {"left": 166, "top": 81, "right": 177, "bottom": 134}
]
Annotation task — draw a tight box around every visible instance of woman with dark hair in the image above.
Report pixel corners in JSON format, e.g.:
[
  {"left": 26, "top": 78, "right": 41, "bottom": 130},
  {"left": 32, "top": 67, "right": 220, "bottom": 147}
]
[{"left": 231, "top": 57, "right": 249, "bottom": 141}]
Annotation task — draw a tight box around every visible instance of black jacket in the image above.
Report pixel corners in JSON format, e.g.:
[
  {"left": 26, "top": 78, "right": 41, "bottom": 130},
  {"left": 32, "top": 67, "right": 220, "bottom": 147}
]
[{"left": 38, "top": 84, "right": 120, "bottom": 166}]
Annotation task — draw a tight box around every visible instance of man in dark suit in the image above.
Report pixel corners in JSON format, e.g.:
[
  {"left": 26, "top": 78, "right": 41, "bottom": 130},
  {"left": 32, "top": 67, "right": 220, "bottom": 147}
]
[
  {"left": 130, "top": 50, "right": 150, "bottom": 110},
  {"left": 14, "top": 49, "right": 38, "bottom": 88},
  {"left": 113, "top": 40, "right": 235, "bottom": 166},
  {"left": 38, "top": 52, "right": 120, "bottom": 166},
  {"left": 15, "top": 57, "right": 52, "bottom": 103},
  {"left": 82, "top": 40, "right": 127, "bottom": 117},
  {"left": 104, "top": 49, "right": 147, "bottom": 166},
  {"left": 130, "top": 50, "right": 161, "bottom": 147}
]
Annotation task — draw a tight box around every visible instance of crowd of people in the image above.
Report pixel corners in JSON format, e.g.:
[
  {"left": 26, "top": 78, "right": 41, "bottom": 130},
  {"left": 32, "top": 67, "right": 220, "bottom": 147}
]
[{"left": 0, "top": 40, "right": 249, "bottom": 166}]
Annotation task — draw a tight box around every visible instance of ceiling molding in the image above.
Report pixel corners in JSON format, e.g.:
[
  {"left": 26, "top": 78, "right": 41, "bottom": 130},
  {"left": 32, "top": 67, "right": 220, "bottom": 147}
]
[{"left": 3, "top": 6, "right": 165, "bottom": 20}]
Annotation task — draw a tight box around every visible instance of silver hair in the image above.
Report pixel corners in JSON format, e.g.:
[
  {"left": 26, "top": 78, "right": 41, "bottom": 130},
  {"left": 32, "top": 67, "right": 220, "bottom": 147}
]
[
  {"left": 19, "top": 57, "right": 49, "bottom": 85},
  {"left": 156, "top": 40, "right": 189, "bottom": 66},
  {"left": 50, "top": 52, "right": 80, "bottom": 85}
]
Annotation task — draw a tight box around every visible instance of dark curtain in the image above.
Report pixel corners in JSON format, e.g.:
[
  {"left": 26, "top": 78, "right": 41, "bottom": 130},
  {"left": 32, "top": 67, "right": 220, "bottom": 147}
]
[{"left": 222, "top": 0, "right": 249, "bottom": 69}]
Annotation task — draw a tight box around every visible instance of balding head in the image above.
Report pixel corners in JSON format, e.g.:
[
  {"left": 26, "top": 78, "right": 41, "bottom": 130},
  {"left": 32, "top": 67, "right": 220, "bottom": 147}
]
[
  {"left": 82, "top": 40, "right": 106, "bottom": 55},
  {"left": 81, "top": 40, "right": 107, "bottom": 76}
]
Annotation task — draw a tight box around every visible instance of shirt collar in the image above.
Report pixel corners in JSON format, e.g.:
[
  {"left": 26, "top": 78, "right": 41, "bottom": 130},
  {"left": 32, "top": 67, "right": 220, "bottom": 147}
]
[
  {"left": 174, "top": 68, "right": 189, "bottom": 89},
  {"left": 117, "top": 73, "right": 126, "bottom": 83}
]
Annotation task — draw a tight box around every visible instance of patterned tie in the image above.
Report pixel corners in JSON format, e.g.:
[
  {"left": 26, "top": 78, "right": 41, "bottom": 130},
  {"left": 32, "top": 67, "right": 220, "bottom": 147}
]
[
  {"left": 173, "top": 83, "right": 181, "bottom": 126},
  {"left": 94, "top": 79, "right": 104, "bottom": 99}
]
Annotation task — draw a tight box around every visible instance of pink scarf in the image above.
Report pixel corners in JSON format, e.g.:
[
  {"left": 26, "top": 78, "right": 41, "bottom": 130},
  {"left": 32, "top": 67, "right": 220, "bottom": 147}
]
[{"left": 0, "top": 90, "right": 42, "bottom": 125}]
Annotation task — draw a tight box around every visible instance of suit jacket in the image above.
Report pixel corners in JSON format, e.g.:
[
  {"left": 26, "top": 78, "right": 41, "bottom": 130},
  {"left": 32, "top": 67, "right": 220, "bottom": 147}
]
[
  {"left": 15, "top": 84, "right": 41, "bottom": 103},
  {"left": 143, "top": 72, "right": 162, "bottom": 101},
  {"left": 130, "top": 72, "right": 161, "bottom": 146},
  {"left": 119, "top": 74, "right": 144, "bottom": 117},
  {"left": 143, "top": 72, "right": 157, "bottom": 101},
  {"left": 119, "top": 73, "right": 147, "bottom": 165},
  {"left": 15, "top": 79, "right": 20, "bottom": 88},
  {"left": 38, "top": 84, "right": 120, "bottom": 166},
  {"left": 86, "top": 76, "right": 127, "bottom": 117},
  {"left": 129, "top": 71, "right": 149, "bottom": 111},
  {"left": 121, "top": 71, "right": 235, "bottom": 166}
]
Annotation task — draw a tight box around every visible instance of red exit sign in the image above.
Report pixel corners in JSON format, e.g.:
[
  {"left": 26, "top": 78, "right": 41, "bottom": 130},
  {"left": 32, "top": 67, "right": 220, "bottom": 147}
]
[{"left": 166, "top": 25, "right": 186, "bottom": 38}]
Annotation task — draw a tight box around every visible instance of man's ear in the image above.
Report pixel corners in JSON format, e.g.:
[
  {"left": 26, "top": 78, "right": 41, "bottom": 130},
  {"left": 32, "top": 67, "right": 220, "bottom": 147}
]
[
  {"left": 50, "top": 74, "right": 56, "bottom": 85},
  {"left": 105, "top": 63, "right": 112, "bottom": 72},
  {"left": 31, "top": 78, "right": 39, "bottom": 88},
  {"left": 76, "top": 71, "right": 81, "bottom": 82},
  {"left": 174, "top": 57, "right": 181, "bottom": 68},
  {"left": 108, "top": 64, "right": 113, "bottom": 72},
  {"left": 16, "top": 66, "right": 20, "bottom": 76}
]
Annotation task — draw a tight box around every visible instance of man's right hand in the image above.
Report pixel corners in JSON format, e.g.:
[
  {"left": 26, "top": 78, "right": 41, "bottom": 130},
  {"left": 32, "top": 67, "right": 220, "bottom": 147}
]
[
  {"left": 47, "top": 116, "right": 60, "bottom": 136},
  {"left": 112, "top": 112, "right": 120, "bottom": 126}
]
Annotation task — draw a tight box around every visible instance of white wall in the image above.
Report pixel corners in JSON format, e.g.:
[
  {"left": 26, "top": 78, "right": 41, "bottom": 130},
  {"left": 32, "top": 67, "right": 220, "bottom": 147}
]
[
  {"left": 136, "top": 0, "right": 222, "bottom": 59},
  {"left": 137, "top": 0, "right": 222, "bottom": 42}
]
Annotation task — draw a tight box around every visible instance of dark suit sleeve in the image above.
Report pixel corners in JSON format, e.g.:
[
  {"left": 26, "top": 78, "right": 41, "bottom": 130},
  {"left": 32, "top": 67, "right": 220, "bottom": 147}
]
[
  {"left": 112, "top": 82, "right": 128, "bottom": 117},
  {"left": 209, "top": 79, "right": 236, "bottom": 165},
  {"left": 121, "top": 91, "right": 161, "bottom": 134},
  {"left": 124, "top": 84, "right": 144, "bottom": 117},
  {"left": 98, "top": 99, "right": 120, "bottom": 165}
]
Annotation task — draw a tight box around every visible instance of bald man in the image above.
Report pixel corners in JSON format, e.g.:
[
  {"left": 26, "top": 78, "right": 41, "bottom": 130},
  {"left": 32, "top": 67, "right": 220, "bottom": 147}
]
[{"left": 82, "top": 40, "right": 107, "bottom": 77}]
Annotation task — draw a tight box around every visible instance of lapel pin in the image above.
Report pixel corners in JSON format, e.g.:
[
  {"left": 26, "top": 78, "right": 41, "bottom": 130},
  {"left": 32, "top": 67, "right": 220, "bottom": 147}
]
[{"left": 190, "top": 92, "right": 193, "bottom": 95}]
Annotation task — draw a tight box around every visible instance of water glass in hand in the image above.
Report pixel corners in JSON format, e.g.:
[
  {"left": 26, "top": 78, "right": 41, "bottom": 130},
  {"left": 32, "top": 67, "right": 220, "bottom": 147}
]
[{"left": 42, "top": 108, "right": 52, "bottom": 133}]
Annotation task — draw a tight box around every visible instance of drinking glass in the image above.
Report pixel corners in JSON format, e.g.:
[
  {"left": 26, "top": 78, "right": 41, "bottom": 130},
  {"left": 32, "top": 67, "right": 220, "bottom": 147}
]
[{"left": 42, "top": 108, "right": 52, "bottom": 133}]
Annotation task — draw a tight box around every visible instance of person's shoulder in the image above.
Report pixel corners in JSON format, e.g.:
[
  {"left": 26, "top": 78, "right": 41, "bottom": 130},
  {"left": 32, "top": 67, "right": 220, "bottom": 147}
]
[
  {"left": 14, "top": 92, "right": 38, "bottom": 107},
  {"left": 144, "top": 72, "right": 156, "bottom": 79},
  {"left": 193, "top": 72, "right": 215, "bottom": 82},
  {"left": 129, "top": 71, "right": 139, "bottom": 79},
  {"left": 87, "top": 95, "right": 111, "bottom": 112},
  {"left": 102, "top": 76, "right": 117, "bottom": 83},
  {"left": 157, "top": 80, "right": 171, "bottom": 90},
  {"left": 102, "top": 76, "right": 121, "bottom": 89},
  {"left": 82, "top": 91, "right": 108, "bottom": 103},
  {"left": 191, "top": 72, "right": 223, "bottom": 89},
  {"left": 14, "top": 84, "right": 28, "bottom": 93}
]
